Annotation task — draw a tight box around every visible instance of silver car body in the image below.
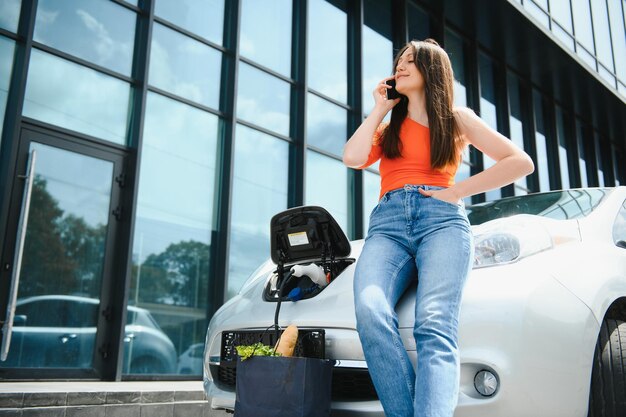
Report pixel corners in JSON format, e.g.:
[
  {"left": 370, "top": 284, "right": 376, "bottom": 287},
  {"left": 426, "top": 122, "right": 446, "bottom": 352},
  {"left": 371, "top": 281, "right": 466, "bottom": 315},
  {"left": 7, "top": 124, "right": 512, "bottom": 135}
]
[{"left": 203, "top": 187, "right": 626, "bottom": 416}]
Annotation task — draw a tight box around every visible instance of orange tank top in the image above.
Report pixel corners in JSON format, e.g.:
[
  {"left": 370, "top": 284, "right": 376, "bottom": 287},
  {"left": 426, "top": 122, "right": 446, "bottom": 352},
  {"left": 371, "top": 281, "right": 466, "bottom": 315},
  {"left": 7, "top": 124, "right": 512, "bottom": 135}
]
[{"left": 358, "top": 118, "right": 459, "bottom": 200}]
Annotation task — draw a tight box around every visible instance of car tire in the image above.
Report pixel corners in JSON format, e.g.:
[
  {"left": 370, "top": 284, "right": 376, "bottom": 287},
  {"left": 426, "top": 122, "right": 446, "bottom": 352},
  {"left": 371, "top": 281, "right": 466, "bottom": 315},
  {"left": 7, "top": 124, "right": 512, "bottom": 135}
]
[{"left": 588, "top": 319, "right": 626, "bottom": 417}]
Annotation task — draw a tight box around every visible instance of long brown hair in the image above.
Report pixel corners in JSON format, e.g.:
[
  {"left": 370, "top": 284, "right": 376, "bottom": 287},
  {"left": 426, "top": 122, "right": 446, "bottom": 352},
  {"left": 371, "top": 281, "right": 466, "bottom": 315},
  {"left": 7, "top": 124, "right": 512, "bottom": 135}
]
[{"left": 380, "top": 39, "right": 462, "bottom": 170}]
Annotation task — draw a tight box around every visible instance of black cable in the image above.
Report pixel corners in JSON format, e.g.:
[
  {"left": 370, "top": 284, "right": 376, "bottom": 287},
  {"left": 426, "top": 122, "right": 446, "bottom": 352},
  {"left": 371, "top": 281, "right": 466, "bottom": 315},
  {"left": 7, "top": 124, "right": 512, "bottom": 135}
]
[{"left": 274, "top": 269, "right": 294, "bottom": 342}]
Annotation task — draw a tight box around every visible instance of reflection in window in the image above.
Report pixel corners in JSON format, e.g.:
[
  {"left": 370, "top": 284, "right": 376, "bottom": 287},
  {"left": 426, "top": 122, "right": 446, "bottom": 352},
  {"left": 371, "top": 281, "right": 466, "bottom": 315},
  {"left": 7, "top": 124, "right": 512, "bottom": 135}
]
[
  {"left": 129, "top": 92, "right": 218, "bottom": 375},
  {"left": 478, "top": 53, "right": 501, "bottom": 200},
  {"left": 590, "top": 0, "right": 613, "bottom": 70},
  {"left": 594, "top": 133, "right": 604, "bottom": 187},
  {"left": 363, "top": 0, "right": 392, "bottom": 115},
  {"left": 571, "top": 0, "right": 595, "bottom": 59},
  {"left": 408, "top": 3, "right": 430, "bottom": 42},
  {"left": 446, "top": 30, "right": 467, "bottom": 107},
  {"left": 23, "top": 49, "right": 130, "bottom": 144},
  {"left": 0, "top": 37, "right": 15, "bottom": 143},
  {"left": 0, "top": 0, "right": 20, "bottom": 33},
  {"left": 533, "top": 91, "right": 550, "bottom": 191},
  {"left": 307, "top": 93, "right": 347, "bottom": 157},
  {"left": 555, "top": 106, "right": 570, "bottom": 189},
  {"left": 608, "top": 0, "right": 626, "bottom": 83},
  {"left": 154, "top": 0, "right": 224, "bottom": 45},
  {"left": 240, "top": 0, "right": 292, "bottom": 76},
  {"left": 362, "top": 25, "right": 393, "bottom": 115},
  {"left": 576, "top": 119, "right": 588, "bottom": 187},
  {"left": 34, "top": 0, "right": 136, "bottom": 76},
  {"left": 363, "top": 169, "right": 380, "bottom": 232},
  {"left": 227, "top": 124, "right": 288, "bottom": 299},
  {"left": 149, "top": 23, "right": 221, "bottom": 109},
  {"left": 308, "top": 0, "right": 347, "bottom": 103},
  {"left": 306, "top": 150, "right": 348, "bottom": 233},
  {"left": 237, "top": 62, "right": 290, "bottom": 137},
  {"left": 612, "top": 146, "right": 621, "bottom": 186},
  {"left": 550, "top": 0, "right": 573, "bottom": 32},
  {"left": 508, "top": 73, "right": 528, "bottom": 194}
]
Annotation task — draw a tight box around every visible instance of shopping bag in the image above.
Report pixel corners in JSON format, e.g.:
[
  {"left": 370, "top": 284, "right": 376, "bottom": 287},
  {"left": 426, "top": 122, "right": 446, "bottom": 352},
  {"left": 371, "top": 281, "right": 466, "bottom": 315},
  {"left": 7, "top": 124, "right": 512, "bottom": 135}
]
[{"left": 234, "top": 355, "right": 335, "bottom": 417}]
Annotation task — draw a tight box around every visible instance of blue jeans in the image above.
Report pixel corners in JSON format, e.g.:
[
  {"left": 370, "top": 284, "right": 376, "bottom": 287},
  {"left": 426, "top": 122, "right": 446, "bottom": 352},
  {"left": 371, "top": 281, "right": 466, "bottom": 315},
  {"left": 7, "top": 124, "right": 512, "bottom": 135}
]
[{"left": 354, "top": 184, "right": 474, "bottom": 417}]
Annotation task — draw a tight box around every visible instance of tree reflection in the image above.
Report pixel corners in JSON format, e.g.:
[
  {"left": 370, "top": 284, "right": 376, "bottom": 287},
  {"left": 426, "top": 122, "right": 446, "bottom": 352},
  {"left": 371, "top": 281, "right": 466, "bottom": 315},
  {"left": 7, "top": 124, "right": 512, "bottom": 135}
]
[{"left": 20, "top": 176, "right": 107, "bottom": 298}]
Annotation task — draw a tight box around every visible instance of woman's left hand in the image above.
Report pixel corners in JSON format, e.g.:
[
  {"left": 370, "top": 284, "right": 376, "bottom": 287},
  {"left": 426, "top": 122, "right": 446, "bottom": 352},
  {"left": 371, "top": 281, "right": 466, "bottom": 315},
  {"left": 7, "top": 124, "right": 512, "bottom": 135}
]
[{"left": 418, "top": 187, "right": 461, "bottom": 205}]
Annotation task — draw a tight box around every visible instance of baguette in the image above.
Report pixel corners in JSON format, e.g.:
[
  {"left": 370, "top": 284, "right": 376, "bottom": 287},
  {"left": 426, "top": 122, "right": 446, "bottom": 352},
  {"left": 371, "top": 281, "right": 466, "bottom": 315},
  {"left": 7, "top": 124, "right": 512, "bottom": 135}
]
[{"left": 275, "top": 325, "right": 298, "bottom": 357}]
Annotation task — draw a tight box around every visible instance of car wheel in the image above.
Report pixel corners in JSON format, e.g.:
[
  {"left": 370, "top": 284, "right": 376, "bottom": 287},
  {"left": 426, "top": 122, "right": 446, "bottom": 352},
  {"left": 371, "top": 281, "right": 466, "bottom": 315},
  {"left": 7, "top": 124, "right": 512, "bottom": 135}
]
[
  {"left": 588, "top": 319, "right": 626, "bottom": 417},
  {"left": 130, "top": 356, "right": 164, "bottom": 374}
]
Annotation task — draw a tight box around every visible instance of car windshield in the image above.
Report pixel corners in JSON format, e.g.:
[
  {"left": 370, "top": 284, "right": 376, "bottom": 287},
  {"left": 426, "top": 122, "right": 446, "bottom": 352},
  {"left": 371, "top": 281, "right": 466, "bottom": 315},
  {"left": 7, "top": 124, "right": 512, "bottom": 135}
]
[{"left": 466, "top": 188, "right": 610, "bottom": 226}]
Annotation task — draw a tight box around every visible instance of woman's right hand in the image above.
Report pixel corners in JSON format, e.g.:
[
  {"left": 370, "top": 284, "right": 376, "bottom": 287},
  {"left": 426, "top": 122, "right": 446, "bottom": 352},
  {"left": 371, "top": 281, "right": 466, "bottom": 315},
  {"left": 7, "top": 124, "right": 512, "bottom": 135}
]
[{"left": 372, "top": 76, "right": 401, "bottom": 113}]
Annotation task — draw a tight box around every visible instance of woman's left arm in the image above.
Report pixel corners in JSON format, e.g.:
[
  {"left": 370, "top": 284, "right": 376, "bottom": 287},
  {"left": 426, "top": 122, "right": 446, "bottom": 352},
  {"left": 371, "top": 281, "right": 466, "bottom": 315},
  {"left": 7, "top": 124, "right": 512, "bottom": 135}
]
[{"left": 419, "top": 107, "right": 535, "bottom": 203}]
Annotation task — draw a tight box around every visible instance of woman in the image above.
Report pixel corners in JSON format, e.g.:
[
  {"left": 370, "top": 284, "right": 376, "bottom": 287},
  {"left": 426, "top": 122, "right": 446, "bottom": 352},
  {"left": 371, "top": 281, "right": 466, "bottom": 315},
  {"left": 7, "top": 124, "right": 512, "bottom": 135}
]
[{"left": 342, "top": 39, "right": 534, "bottom": 417}]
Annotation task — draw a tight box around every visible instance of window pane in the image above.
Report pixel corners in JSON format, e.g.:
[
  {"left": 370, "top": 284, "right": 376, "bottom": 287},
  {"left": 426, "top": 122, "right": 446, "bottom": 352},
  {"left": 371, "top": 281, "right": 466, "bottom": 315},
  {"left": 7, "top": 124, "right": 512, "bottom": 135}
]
[
  {"left": 590, "top": 0, "right": 614, "bottom": 70},
  {"left": 0, "top": 37, "right": 15, "bottom": 143},
  {"left": 154, "top": 0, "right": 224, "bottom": 45},
  {"left": 571, "top": 0, "right": 595, "bottom": 52},
  {"left": 608, "top": 0, "right": 626, "bottom": 82},
  {"left": 555, "top": 107, "right": 570, "bottom": 189},
  {"left": 306, "top": 151, "right": 348, "bottom": 233},
  {"left": 308, "top": 0, "right": 347, "bottom": 103},
  {"left": 533, "top": 91, "right": 550, "bottom": 191},
  {"left": 507, "top": 73, "right": 529, "bottom": 194},
  {"left": 576, "top": 119, "right": 588, "bottom": 187},
  {"left": 228, "top": 124, "right": 288, "bottom": 299},
  {"left": 240, "top": 0, "right": 292, "bottom": 76},
  {"left": 446, "top": 30, "right": 467, "bottom": 107},
  {"left": 149, "top": 23, "right": 221, "bottom": 109},
  {"left": 524, "top": 1, "right": 550, "bottom": 27},
  {"left": 594, "top": 133, "right": 604, "bottom": 186},
  {"left": 408, "top": 3, "right": 430, "bottom": 41},
  {"left": 612, "top": 145, "right": 621, "bottom": 186},
  {"left": 23, "top": 49, "right": 130, "bottom": 144},
  {"left": 550, "top": 0, "right": 573, "bottom": 32},
  {"left": 128, "top": 92, "right": 218, "bottom": 375},
  {"left": 362, "top": 25, "right": 393, "bottom": 115},
  {"left": 307, "top": 93, "right": 347, "bottom": 156},
  {"left": 0, "top": 0, "right": 20, "bottom": 33},
  {"left": 363, "top": 169, "right": 380, "bottom": 233},
  {"left": 237, "top": 62, "right": 290, "bottom": 136},
  {"left": 34, "top": 0, "right": 136, "bottom": 76},
  {"left": 478, "top": 53, "right": 501, "bottom": 200}
]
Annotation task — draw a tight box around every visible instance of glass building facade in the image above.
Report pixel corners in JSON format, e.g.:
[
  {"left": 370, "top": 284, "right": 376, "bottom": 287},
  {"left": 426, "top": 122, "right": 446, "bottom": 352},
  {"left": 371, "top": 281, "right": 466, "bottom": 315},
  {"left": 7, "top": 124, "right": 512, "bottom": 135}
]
[{"left": 0, "top": 0, "right": 624, "bottom": 380}]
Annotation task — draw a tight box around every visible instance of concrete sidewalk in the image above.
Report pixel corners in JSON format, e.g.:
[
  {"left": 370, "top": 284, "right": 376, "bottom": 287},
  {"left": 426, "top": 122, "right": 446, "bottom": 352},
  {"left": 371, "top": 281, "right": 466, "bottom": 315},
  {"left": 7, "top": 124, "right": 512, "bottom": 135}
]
[{"left": 0, "top": 381, "right": 231, "bottom": 416}]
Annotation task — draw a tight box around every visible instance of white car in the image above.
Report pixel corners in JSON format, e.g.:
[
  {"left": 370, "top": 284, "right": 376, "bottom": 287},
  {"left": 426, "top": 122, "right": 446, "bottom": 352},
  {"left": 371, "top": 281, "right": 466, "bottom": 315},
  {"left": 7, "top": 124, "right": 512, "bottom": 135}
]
[{"left": 203, "top": 187, "right": 626, "bottom": 416}]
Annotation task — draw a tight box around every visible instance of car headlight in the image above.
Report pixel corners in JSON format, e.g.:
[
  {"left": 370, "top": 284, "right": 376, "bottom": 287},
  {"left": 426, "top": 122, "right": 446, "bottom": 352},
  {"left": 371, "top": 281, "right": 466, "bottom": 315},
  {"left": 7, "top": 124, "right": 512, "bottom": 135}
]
[
  {"left": 238, "top": 259, "right": 277, "bottom": 294},
  {"left": 472, "top": 215, "right": 579, "bottom": 269}
]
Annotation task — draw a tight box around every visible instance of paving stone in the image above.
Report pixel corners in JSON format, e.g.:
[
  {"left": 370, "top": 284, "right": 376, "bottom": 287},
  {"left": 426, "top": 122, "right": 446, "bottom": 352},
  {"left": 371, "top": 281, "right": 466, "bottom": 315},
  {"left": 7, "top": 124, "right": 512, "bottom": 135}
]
[
  {"left": 104, "top": 404, "right": 140, "bottom": 417},
  {"left": 141, "top": 391, "right": 174, "bottom": 404},
  {"left": 173, "top": 402, "right": 204, "bottom": 417},
  {"left": 174, "top": 391, "right": 204, "bottom": 402},
  {"left": 0, "top": 393, "right": 23, "bottom": 408},
  {"left": 66, "top": 393, "right": 106, "bottom": 406},
  {"left": 140, "top": 404, "right": 173, "bottom": 417},
  {"left": 23, "top": 393, "right": 67, "bottom": 408},
  {"left": 65, "top": 406, "right": 105, "bottom": 417},
  {"left": 0, "top": 408, "right": 22, "bottom": 416},
  {"left": 105, "top": 392, "right": 140, "bottom": 405},
  {"left": 21, "top": 407, "right": 65, "bottom": 417}
]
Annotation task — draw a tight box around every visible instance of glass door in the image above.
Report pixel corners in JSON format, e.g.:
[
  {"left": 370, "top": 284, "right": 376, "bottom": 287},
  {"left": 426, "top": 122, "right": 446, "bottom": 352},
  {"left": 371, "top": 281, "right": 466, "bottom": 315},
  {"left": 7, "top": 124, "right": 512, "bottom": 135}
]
[{"left": 0, "top": 126, "right": 126, "bottom": 377}]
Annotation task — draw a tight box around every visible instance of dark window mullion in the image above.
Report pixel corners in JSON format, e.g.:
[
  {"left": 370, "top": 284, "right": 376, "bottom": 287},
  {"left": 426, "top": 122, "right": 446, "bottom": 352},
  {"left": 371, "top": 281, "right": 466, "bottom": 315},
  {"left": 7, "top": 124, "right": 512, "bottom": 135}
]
[
  {"left": 289, "top": 0, "right": 307, "bottom": 208},
  {"left": 209, "top": 0, "right": 241, "bottom": 317},
  {"left": 466, "top": 39, "right": 484, "bottom": 203},
  {"left": 111, "top": 0, "right": 154, "bottom": 381},
  {"left": 495, "top": 60, "right": 514, "bottom": 197},
  {"left": 347, "top": 0, "right": 363, "bottom": 240}
]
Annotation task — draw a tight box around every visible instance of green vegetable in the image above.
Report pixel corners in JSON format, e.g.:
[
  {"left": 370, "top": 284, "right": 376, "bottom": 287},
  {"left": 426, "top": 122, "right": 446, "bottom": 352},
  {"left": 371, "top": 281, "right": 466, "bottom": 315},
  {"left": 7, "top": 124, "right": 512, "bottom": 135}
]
[{"left": 235, "top": 342, "right": 282, "bottom": 361}]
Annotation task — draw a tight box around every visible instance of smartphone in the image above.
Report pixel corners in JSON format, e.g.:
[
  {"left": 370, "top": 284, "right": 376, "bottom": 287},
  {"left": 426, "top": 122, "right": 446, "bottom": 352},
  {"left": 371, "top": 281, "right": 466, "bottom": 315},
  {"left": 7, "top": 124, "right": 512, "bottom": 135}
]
[{"left": 386, "top": 79, "right": 400, "bottom": 100}]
